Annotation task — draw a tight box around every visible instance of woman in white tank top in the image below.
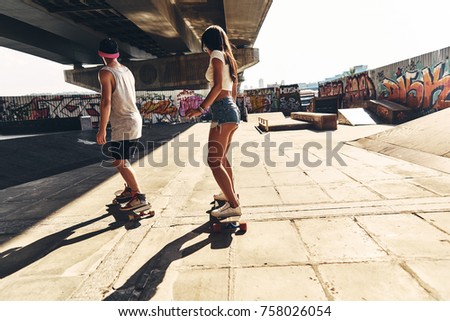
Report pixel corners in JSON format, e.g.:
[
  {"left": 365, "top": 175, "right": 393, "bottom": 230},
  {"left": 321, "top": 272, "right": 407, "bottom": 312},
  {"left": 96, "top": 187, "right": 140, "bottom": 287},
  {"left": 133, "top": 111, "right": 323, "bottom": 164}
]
[{"left": 186, "top": 25, "right": 242, "bottom": 218}]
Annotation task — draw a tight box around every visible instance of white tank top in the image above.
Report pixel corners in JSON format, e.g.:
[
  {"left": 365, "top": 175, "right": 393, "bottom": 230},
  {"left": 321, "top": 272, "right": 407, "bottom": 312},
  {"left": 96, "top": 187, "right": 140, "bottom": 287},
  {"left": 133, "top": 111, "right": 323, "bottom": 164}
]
[
  {"left": 101, "top": 65, "right": 142, "bottom": 141},
  {"left": 205, "top": 50, "right": 234, "bottom": 91}
]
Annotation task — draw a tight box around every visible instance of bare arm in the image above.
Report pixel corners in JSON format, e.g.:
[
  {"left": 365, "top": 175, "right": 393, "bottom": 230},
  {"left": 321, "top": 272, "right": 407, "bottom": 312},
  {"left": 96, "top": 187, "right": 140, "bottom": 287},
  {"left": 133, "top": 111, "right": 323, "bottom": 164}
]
[
  {"left": 200, "top": 58, "right": 224, "bottom": 108},
  {"left": 96, "top": 69, "right": 114, "bottom": 145}
]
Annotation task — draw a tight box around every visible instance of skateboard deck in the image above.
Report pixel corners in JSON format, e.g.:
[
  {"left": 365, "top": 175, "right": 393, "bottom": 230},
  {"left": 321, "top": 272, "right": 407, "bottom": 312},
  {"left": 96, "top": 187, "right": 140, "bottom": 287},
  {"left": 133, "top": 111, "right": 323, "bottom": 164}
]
[
  {"left": 123, "top": 203, "right": 155, "bottom": 221},
  {"left": 210, "top": 215, "right": 247, "bottom": 233},
  {"left": 107, "top": 202, "right": 155, "bottom": 222}
]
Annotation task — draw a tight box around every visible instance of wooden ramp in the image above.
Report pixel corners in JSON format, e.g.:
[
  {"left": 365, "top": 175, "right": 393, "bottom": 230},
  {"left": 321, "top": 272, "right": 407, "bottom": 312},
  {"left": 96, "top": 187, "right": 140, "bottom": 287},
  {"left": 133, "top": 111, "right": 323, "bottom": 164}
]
[
  {"left": 338, "top": 108, "right": 377, "bottom": 126},
  {"left": 291, "top": 112, "right": 337, "bottom": 130}
]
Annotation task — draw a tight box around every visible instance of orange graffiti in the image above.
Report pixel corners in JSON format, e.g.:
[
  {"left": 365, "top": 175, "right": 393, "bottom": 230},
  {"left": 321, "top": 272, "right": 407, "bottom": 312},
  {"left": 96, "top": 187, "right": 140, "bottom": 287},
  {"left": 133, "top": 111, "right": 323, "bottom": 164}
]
[
  {"left": 344, "top": 73, "right": 376, "bottom": 102},
  {"left": 382, "top": 62, "right": 450, "bottom": 110},
  {"left": 141, "top": 100, "right": 177, "bottom": 115}
]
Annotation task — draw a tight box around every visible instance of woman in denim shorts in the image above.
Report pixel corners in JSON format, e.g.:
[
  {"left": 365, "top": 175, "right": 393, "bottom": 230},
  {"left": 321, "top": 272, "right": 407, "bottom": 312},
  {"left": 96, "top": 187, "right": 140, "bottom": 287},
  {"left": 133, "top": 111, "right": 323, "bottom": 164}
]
[{"left": 186, "top": 25, "right": 241, "bottom": 218}]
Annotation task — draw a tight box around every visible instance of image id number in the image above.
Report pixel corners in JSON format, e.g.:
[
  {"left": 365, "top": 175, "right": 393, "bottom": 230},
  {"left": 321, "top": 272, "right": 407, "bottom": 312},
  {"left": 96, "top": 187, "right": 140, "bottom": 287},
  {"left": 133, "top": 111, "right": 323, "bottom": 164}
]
[{"left": 260, "top": 305, "right": 331, "bottom": 317}]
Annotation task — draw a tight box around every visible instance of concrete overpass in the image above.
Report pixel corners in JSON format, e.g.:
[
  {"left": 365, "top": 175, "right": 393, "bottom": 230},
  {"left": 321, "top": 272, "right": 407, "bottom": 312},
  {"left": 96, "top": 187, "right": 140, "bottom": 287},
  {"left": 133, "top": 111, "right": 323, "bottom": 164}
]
[{"left": 0, "top": 0, "right": 272, "bottom": 91}]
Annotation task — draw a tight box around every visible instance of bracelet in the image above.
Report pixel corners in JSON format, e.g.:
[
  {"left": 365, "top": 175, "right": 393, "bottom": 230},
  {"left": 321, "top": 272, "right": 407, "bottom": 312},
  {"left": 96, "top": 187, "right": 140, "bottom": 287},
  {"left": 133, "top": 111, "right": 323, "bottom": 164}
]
[{"left": 198, "top": 106, "right": 206, "bottom": 114}]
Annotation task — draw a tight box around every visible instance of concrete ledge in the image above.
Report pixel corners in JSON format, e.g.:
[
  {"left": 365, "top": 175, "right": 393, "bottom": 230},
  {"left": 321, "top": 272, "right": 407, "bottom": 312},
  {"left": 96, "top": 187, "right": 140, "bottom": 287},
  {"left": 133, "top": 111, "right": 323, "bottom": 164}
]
[
  {"left": 368, "top": 99, "right": 414, "bottom": 124},
  {"left": 258, "top": 116, "right": 312, "bottom": 132}
]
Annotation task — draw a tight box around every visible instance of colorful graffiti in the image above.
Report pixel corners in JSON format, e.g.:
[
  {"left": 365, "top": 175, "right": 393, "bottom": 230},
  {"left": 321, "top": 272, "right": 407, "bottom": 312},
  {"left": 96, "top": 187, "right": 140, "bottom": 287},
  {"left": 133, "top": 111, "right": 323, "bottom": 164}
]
[
  {"left": 380, "top": 62, "right": 450, "bottom": 111},
  {"left": 244, "top": 88, "right": 275, "bottom": 113},
  {"left": 318, "top": 72, "right": 376, "bottom": 108},
  {"left": 177, "top": 90, "right": 205, "bottom": 117},
  {"left": 319, "top": 80, "right": 344, "bottom": 97},
  {"left": 278, "top": 84, "right": 301, "bottom": 114},
  {"left": 344, "top": 72, "right": 376, "bottom": 104},
  {"left": 0, "top": 95, "right": 101, "bottom": 126},
  {"left": 139, "top": 94, "right": 177, "bottom": 116}
]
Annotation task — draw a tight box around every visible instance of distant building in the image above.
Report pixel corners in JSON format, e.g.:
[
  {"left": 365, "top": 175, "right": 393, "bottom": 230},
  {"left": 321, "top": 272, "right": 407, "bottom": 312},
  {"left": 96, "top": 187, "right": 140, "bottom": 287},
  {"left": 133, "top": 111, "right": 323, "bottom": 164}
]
[
  {"left": 258, "top": 78, "right": 264, "bottom": 88},
  {"left": 324, "top": 65, "right": 368, "bottom": 81}
]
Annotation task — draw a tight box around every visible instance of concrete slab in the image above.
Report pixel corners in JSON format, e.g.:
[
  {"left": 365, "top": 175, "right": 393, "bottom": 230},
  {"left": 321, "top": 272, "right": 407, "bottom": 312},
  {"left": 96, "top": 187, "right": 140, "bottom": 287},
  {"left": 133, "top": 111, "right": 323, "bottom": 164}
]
[
  {"left": 418, "top": 212, "right": 450, "bottom": 234},
  {"left": 357, "top": 214, "right": 450, "bottom": 258},
  {"left": 0, "top": 276, "right": 84, "bottom": 300},
  {"left": 277, "top": 185, "right": 332, "bottom": 205},
  {"left": 233, "top": 221, "right": 309, "bottom": 266},
  {"left": 318, "top": 262, "right": 434, "bottom": 300},
  {"left": 412, "top": 177, "right": 450, "bottom": 196},
  {"left": 320, "top": 182, "right": 382, "bottom": 202},
  {"left": 363, "top": 179, "right": 438, "bottom": 199},
  {"left": 268, "top": 170, "right": 315, "bottom": 186},
  {"left": 173, "top": 268, "right": 230, "bottom": 300},
  {"left": 233, "top": 266, "right": 327, "bottom": 300},
  {"left": 297, "top": 217, "right": 387, "bottom": 262},
  {"left": 238, "top": 186, "right": 282, "bottom": 206},
  {"left": 405, "top": 259, "right": 450, "bottom": 300}
]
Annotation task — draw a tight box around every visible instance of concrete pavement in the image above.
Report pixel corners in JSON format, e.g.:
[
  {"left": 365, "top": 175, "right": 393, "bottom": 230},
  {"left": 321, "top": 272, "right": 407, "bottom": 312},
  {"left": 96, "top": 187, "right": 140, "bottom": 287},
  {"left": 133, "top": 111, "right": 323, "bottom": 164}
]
[{"left": 1, "top": 115, "right": 450, "bottom": 300}]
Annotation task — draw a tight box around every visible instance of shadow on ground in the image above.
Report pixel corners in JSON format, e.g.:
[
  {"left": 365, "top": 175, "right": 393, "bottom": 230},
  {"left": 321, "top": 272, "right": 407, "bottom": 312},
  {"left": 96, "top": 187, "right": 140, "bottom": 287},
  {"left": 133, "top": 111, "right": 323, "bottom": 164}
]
[
  {"left": 0, "top": 123, "right": 195, "bottom": 245},
  {"left": 103, "top": 221, "right": 238, "bottom": 301},
  {"left": 0, "top": 211, "right": 125, "bottom": 278}
]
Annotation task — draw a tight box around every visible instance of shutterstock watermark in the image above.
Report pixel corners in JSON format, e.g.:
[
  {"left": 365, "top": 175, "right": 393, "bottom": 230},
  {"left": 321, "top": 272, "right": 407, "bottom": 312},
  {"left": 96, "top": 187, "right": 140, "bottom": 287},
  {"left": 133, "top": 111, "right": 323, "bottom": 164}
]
[{"left": 100, "top": 132, "right": 347, "bottom": 168}]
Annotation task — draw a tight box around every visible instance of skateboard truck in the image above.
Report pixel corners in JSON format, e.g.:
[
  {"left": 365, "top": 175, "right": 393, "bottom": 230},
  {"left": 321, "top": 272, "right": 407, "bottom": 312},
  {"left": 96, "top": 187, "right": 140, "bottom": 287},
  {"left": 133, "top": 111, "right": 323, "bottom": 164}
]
[{"left": 211, "top": 215, "right": 247, "bottom": 233}]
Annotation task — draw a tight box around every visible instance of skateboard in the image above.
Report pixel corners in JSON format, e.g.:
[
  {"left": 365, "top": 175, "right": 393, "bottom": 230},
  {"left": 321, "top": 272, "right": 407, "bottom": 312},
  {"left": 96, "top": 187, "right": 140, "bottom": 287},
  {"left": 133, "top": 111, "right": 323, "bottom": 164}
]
[
  {"left": 210, "top": 215, "right": 247, "bottom": 233},
  {"left": 126, "top": 205, "right": 155, "bottom": 221},
  {"left": 107, "top": 202, "right": 155, "bottom": 222}
]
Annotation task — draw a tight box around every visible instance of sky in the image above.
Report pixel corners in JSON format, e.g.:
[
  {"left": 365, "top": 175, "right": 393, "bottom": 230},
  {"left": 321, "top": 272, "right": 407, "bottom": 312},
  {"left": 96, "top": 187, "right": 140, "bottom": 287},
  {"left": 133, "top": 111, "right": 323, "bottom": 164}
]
[{"left": 1, "top": 0, "right": 450, "bottom": 95}]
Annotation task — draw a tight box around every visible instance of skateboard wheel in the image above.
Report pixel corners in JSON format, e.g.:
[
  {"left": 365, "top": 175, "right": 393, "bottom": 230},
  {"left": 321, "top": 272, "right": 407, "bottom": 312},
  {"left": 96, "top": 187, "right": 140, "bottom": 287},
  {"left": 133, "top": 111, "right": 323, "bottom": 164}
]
[
  {"left": 212, "top": 223, "right": 221, "bottom": 233},
  {"left": 239, "top": 222, "right": 247, "bottom": 231}
]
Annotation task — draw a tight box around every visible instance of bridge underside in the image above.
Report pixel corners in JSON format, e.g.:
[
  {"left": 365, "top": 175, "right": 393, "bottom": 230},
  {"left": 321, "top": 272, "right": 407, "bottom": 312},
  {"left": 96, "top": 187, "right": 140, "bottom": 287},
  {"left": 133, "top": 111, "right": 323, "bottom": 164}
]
[
  {"left": 65, "top": 47, "right": 259, "bottom": 92},
  {"left": 0, "top": 0, "right": 272, "bottom": 91}
]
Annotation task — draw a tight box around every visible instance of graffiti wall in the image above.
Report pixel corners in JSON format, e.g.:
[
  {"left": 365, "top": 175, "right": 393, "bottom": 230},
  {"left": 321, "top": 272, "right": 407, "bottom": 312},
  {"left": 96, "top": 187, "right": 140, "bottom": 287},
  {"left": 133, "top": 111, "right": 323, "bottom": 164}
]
[
  {"left": 319, "top": 72, "right": 376, "bottom": 108},
  {"left": 241, "top": 86, "right": 315, "bottom": 115},
  {"left": 137, "top": 93, "right": 178, "bottom": 123},
  {"left": 344, "top": 72, "right": 376, "bottom": 104},
  {"left": 376, "top": 60, "right": 450, "bottom": 113},
  {"left": 319, "top": 46, "right": 450, "bottom": 117},
  {"left": 0, "top": 95, "right": 101, "bottom": 126},
  {"left": 278, "top": 84, "right": 301, "bottom": 115},
  {"left": 243, "top": 87, "right": 276, "bottom": 113},
  {"left": 0, "top": 89, "right": 209, "bottom": 127},
  {"left": 177, "top": 90, "right": 205, "bottom": 117},
  {"left": 319, "top": 80, "right": 344, "bottom": 97}
]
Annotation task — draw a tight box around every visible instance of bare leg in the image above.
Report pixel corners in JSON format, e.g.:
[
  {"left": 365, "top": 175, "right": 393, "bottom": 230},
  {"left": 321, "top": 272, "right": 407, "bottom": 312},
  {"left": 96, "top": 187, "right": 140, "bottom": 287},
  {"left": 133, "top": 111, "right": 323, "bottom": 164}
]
[
  {"left": 113, "top": 159, "right": 141, "bottom": 195},
  {"left": 208, "top": 123, "right": 239, "bottom": 208},
  {"left": 223, "top": 126, "right": 238, "bottom": 194}
]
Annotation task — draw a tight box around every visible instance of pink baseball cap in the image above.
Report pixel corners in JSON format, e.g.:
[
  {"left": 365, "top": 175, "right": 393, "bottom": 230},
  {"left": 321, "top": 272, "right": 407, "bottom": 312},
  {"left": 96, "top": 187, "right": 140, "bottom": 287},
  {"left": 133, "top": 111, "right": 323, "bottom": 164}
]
[{"left": 98, "top": 38, "right": 120, "bottom": 59}]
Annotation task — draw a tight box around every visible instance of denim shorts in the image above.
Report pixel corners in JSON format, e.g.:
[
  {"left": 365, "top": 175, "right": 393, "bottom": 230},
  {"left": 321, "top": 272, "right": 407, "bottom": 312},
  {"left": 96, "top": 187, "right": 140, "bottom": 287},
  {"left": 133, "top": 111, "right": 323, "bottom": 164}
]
[{"left": 210, "top": 97, "right": 240, "bottom": 126}]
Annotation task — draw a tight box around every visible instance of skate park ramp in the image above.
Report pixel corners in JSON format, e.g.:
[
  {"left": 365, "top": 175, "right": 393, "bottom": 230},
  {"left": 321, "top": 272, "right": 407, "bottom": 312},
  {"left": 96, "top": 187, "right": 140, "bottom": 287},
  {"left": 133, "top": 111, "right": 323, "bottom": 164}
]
[
  {"left": 348, "top": 107, "right": 450, "bottom": 174},
  {"left": 338, "top": 108, "right": 377, "bottom": 126}
]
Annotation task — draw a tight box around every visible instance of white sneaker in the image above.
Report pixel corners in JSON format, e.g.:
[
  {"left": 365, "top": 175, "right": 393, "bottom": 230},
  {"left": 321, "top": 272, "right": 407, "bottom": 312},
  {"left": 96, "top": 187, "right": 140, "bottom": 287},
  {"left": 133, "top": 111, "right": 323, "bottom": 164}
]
[
  {"left": 213, "top": 191, "right": 227, "bottom": 201},
  {"left": 213, "top": 192, "right": 240, "bottom": 202},
  {"left": 211, "top": 202, "right": 242, "bottom": 218}
]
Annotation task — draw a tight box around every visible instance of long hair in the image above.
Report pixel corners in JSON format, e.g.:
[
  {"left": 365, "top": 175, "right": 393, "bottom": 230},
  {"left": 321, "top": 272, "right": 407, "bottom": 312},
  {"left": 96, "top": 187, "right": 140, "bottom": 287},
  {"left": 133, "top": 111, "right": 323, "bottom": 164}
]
[{"left": 201, "top": 25, "right": 238, "bottom": 83}]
